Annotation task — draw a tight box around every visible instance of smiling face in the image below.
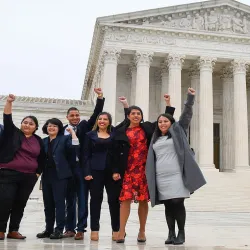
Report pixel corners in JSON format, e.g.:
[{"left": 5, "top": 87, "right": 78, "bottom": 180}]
[
  {"left": 127, "top": 109, "right": 142, "bottom": 126},
  {"left": 97, "top": 114, "right": 110, "bottom": 131},
  {"left": 47, "top": 123, "right": 59, "bottom": 137},
  {"left": 158, "top": 116, "right": 172, "bottom": 135},
  {"left": 21, "top": 118, "right": 37, "bottom": 136},
  {"left": 67, "top": 110, "right": 80, "bottom": 126}
]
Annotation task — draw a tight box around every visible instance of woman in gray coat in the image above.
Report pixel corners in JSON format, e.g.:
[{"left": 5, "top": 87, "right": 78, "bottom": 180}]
[{"left": 146, "top": 88, "right": 206, "bottom": 245}]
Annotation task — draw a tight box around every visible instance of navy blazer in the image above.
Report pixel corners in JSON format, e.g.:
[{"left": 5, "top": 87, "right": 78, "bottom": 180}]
[
  {"left": 43, "top": 135, "right": 79, "bottom": 179},
  {"left": 83, "top": 131, "right": 114, "bottom": 177}
]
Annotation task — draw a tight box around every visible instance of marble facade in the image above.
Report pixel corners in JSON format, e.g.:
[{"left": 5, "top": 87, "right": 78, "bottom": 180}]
[{"left": 82, "top": 0, "right": 250, "bottom": 172}]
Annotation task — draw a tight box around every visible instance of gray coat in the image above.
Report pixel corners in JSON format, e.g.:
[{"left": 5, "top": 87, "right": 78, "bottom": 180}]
[{"left": 146, "top": 94, "right": 206, "bottom": 207}]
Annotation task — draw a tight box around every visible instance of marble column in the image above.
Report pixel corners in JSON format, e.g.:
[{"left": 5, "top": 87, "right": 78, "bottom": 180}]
[
  {"left": 189, "top": 64, "right": 200, "bottom": 161},
  {"left": 102, "top": 48, "right": 121, "bottom": 123},
  {"left": 129, "top": 63, "right": 136, "bottom": 105},
  {"left": 134, "top": 51, "right": 153, "bottom": 121},
  {"left": 161, "top": 63, "right": 169, "bottom": 112},
  {"left": 232, "top": 59, "right": 249, "bottom": 170},
  {"left": 199, "top": 57, "right": 217, "bottom": 168},
  {"left": 166, "top": 53, "right": 185, "bottom": 119},
  {"left": 221, "top": 66, "right": 235, "bottom": 172}
]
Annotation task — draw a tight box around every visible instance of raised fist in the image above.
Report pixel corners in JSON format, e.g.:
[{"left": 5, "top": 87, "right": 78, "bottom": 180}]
[
  {"left": 118, "top": 96, "right": 127, "bottom": 104},
  {"left": 164, "top": 94, "right": 170, "bottom": 102},
  {"left": 94, "top": 88, "right": 103, "bottom": 96},
  {"left": 188, "top": 88, "right": 195, "bottom": 95},
  {"left": 7, "top": 94, "right": 15, "bottom": 103}
]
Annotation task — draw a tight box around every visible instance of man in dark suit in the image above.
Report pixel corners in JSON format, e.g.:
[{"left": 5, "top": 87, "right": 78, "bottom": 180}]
[{"left": 64, "top": 88, "right": 104, "bottom": 240}]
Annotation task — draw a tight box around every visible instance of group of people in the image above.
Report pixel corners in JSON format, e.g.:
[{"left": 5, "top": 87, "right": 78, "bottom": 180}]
[{"left": 0, "top": 87, "right": 206, "bottom": 245}]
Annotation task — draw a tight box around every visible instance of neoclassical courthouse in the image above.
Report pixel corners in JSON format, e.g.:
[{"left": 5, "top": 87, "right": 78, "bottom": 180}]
[{"left": 1, "top": 0, "right": 250, "bottom": 174}]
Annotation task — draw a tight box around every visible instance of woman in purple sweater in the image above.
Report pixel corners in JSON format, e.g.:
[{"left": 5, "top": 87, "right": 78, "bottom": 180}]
[{"left": 0, "top": 94, "right": 45, "bottom": 240}]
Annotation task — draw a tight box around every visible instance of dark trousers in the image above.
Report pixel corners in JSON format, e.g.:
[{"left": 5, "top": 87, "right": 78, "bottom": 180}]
[
  {"left": 65, "top": 164, "right": 88, "bottom": 232},
  {"left": 42, "top": 168, "right": 68, "bottom": 233},
  {"left": 89, "top": 168, "right": 121, "bottom": 232},
  {"left": 0, "top": 169, "right": 37, "bottom": 232},
  {"left": 163, "top": 198, "right": 186, "bottom": 231}
]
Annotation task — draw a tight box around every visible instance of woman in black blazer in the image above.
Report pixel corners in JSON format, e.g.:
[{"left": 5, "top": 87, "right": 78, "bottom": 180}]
[
  {"left": 0, "top": 94, "right": 45, "bottom": 240},
  {"left": 83, "top": 97, "right": 129, "bottom": 242},
  {"left": 112, "top": 95, "right": 175, "bottom": 243},
  {"left": 36, "top": 118, "right": 79, "bottom": 240}
]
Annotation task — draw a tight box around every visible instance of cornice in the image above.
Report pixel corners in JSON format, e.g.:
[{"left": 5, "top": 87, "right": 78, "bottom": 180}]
[{"left": 0, "top": 95, "right": 92, "bottom": 106}]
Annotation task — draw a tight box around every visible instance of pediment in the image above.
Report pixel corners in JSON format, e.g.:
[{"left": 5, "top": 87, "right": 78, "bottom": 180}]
[{"left": 98, "top": 0, "right": 250, "bottom": 36}]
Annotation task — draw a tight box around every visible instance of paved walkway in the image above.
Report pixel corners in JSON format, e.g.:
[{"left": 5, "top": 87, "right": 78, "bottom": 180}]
[{"left": 0, "top": 199, "right": 250, "bottom": 250}]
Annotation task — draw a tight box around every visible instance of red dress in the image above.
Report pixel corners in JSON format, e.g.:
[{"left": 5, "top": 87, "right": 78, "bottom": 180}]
[{"left": 119, "top": 126, "right": 149, "bottom": 202}]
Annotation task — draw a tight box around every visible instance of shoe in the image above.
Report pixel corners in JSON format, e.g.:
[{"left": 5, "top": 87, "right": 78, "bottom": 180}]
[
  {"left": 137, "top": 231, "right": 146, "bottom": 243},
  {"left": 74, "top": 232, "right": 84, "bottom": 240},
  {"left": 112, "top": 231, "right": 118, "bottom": 241},
  {"left": 7, "top": 231, "right": 26, "bottom": 239},
  {"left": 173, "top": 230, "right": 185, "bottom": 245},
  {"left": 36, "top": 230, "right": 52, "bottom": 238},
  {"left": 0, "top": 232, "right": 5, "bottom": 240},
  {"left": 116, "top": 232, "right": 126, "bottom": 243},
  {"left": 50, "top": 231, "right": 63, "bottom": 239},
  {"left": 165, "top": 230, "right": 176, "bottom": 244},
  {"left": 90, "top": 231, "right": 99, "bottom": 241},
  {"left": 63, "top": 231, "right": 75, "bottom": 238}
]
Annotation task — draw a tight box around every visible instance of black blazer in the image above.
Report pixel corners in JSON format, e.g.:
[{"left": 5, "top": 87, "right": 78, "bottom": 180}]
[
  {"left": 43, "top": 135, "right": 79, "bottom": 179},
  {"left": 111, "top": 106, "right": 175, "bottom": 180},
  {"left": 0, "top": 114, "right": 45, "bottom": 174},
  {"left": 64, "top": 98, "right": 105, "bottom": 167}
]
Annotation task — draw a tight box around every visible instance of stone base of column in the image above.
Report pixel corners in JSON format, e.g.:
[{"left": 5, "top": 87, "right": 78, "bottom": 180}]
[
  {"left": 199, "top": 164, "right": 216, "bottom": 170},
  {"left": 220, "top": 169, "right": 236, "bottom": 173},
  {"left": 235, "top": 165, "right": 250, "bottom": 172}
]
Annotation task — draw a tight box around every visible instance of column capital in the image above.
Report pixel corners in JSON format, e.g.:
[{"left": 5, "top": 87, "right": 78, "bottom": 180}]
[
  {"left": 102, "top": 48, "right": 121, "bottom": 64},
  {"left": 135, "top": 51, "right": 153, "bottom": 67},
  {"left": 220, "top": 66, "right": 234, "bottom": 80},
  {"left": 166, "top": 53, "right": 185, "bottom": 69},
  {"left": 199, "top": 57, "right": 217, "bottom": 71},
  {"left": 232, "top": 59, "right": 249, "bottom": 74},
  {"left": 189, "top": 63, "right": 200, "bottom": 79}
]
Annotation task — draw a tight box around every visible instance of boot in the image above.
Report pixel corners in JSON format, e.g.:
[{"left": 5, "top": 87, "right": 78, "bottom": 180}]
[
  {"left": 174, "top": 229, "right": 185, "bottom": 245},
  {"left": 165, "top": 230, "right": 176, "bottom": 244}
]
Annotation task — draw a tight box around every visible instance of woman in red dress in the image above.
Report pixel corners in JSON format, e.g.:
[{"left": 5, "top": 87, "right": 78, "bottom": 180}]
[{"left": 112, "top": 95, "right": 175, "bottom": 243}]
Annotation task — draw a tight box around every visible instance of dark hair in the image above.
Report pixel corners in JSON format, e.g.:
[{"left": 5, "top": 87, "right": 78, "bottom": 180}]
[
  {"left": 67, "top": 107, "right": 79, "bottom": 115},
  {"left": 126, "top": 105, "right": 144, "bottom": 123},
  {"left": 152, "top": 113, "right": 175, "bottom": 144},
  {"left": 92, "top": 112, "right": 112, "bottom": 132},
  {"left": 42, "top": 118, "right": 64, "bottom": 135},
  {"left": 21, "top": 116, "right": 39, "bottom": 133}
]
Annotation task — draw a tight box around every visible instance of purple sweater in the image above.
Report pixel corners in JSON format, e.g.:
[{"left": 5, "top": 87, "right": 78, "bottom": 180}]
[{"left": 0, "top": 135, "right": 40, "bottom": 174}]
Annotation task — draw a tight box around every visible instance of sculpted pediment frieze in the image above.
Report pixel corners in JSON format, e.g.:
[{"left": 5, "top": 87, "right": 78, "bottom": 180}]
[{"left": 117, "top": 7, "right": 250, "bottom": 36}]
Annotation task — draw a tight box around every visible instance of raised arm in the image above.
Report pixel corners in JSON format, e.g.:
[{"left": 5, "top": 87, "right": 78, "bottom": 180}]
[
  {"left": 86, "top": 88, "right": 105, "bottom": 130},
  {"left": 179, "top": 88, "right": 195, "bottom": 133},
  {"left": 114, "top": 96, "right": 129, "bottom": 130},
  {"left": 164, "top": 94, "right": 175, "bottom": 116},
  {"left": 3, "top": 94, "right": 16, "bottom": 132},
  {"left": 65, "top": 127, "right": 80, "bottom": 149}
]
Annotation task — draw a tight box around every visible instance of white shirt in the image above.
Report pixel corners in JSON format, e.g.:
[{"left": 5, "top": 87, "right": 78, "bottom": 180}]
[{"left": 64, "top": 124, "right": 79, "bottom": 161}]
